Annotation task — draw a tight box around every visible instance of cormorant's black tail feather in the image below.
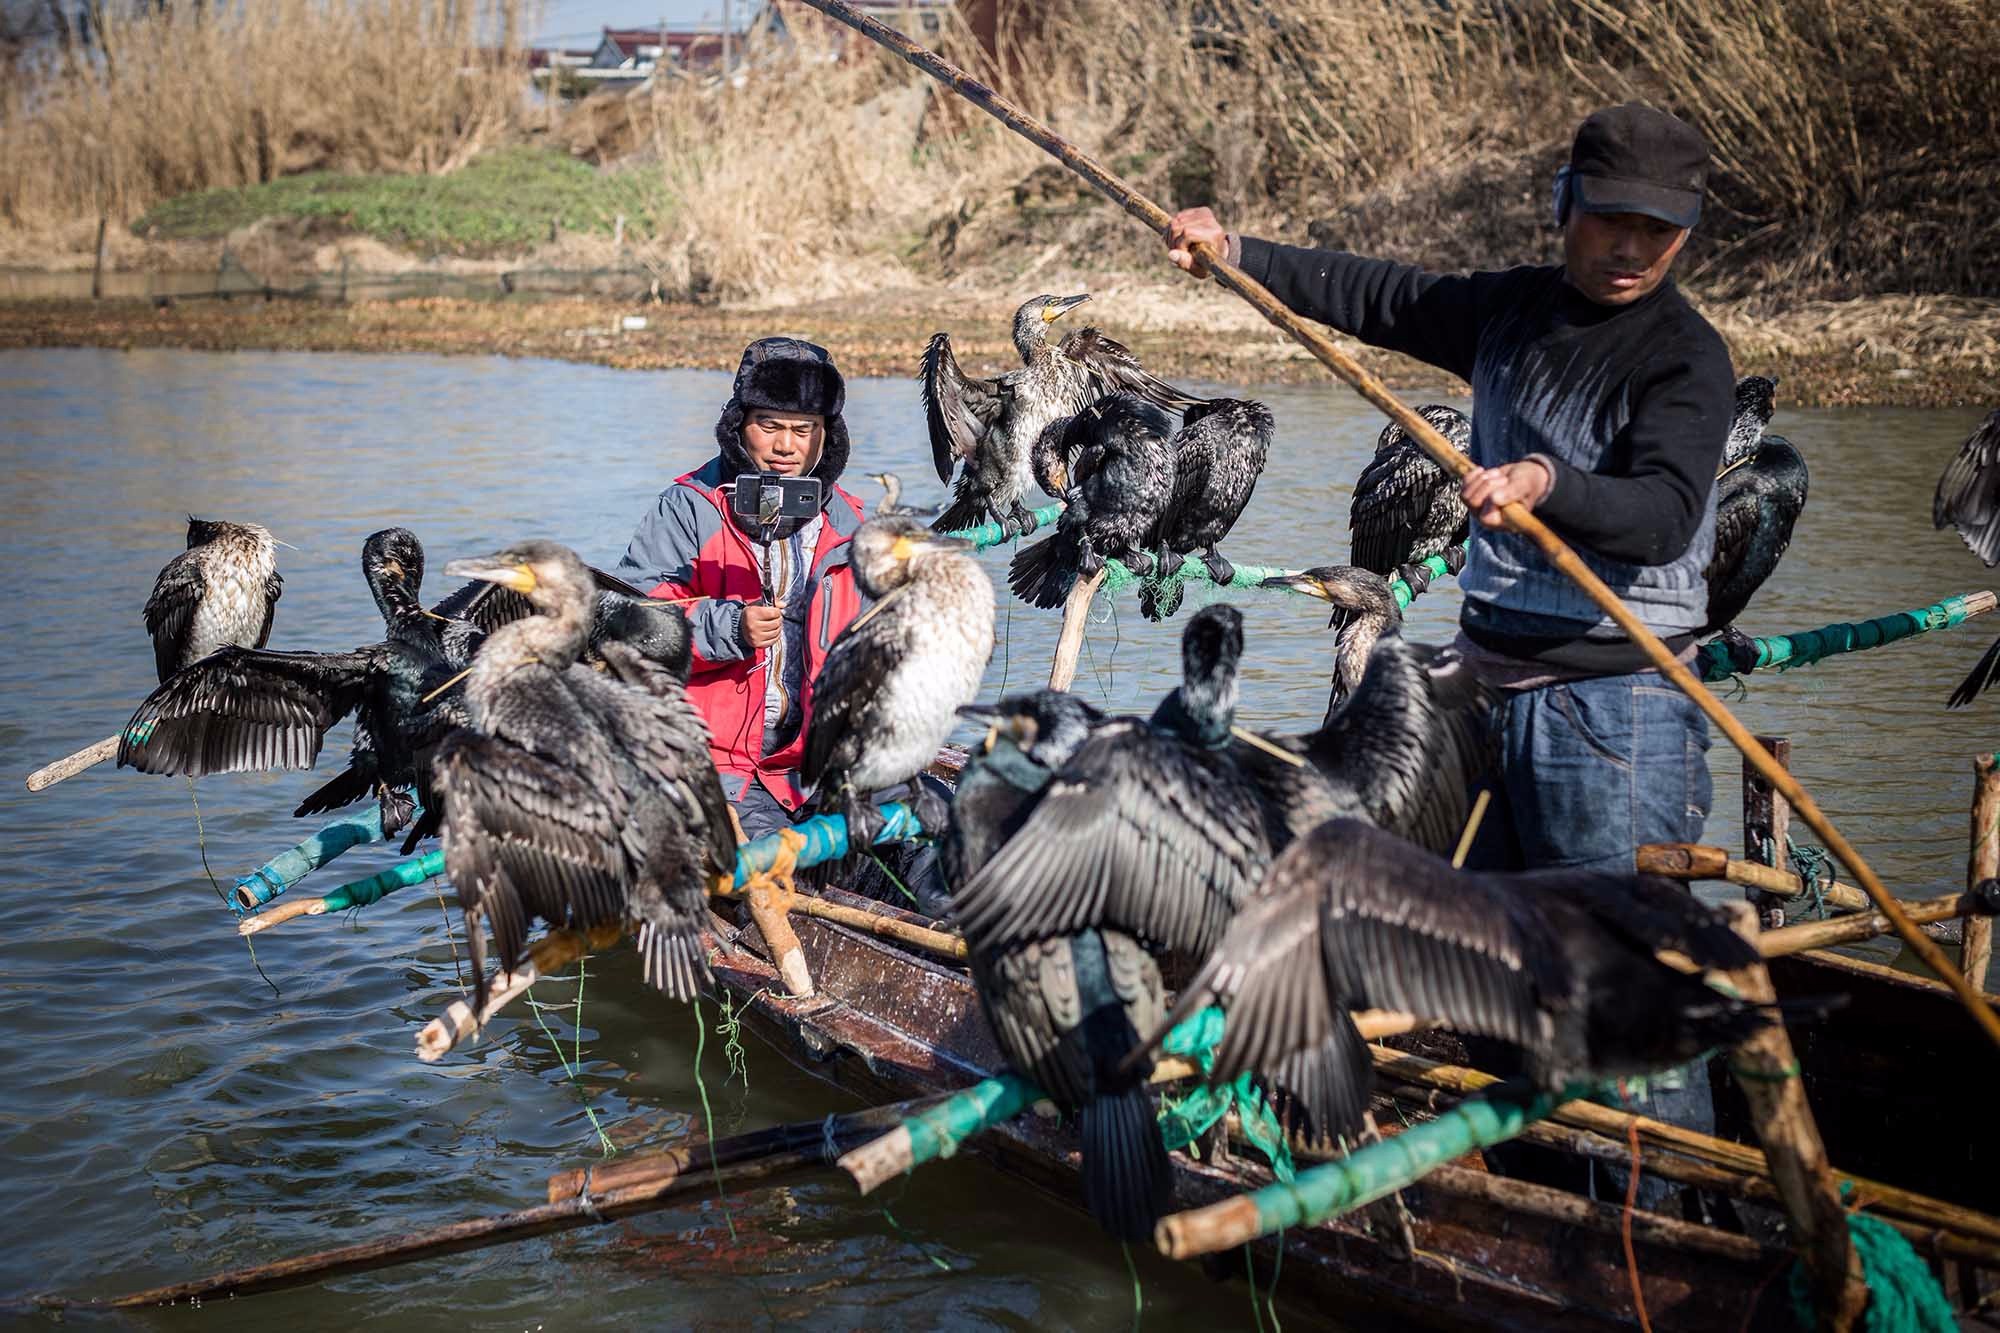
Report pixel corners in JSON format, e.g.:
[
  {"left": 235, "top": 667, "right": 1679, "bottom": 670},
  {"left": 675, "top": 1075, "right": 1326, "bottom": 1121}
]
[
  {"left": 1080, "top": 1085, "right": 1174, "bottom": 1243},
  {"left": 637, "top": 919, "right": 711, "bottom": 1002},
  {"left": 1950, "top": 633, "right": 2000, "bottom": 709},
  {"left": 292, "top": 763, "right": 374, "bottom": 820},
  {"left": 933, "top": 481, "right": 987, "bottom": 535},
  {"left": 1008, "top": 533, "right": 1078, "bottom": 610}
]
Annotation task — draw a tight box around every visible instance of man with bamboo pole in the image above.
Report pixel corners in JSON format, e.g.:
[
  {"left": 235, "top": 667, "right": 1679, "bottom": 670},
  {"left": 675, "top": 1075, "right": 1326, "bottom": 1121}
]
[{"left": 1168, "top": 104, "right": 1734, "bottom": 1202}]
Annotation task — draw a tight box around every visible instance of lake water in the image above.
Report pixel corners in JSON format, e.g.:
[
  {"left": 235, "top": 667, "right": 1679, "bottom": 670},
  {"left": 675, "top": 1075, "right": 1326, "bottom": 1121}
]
[{"left": 0, "top": 346, "right": 1991, "bottom": 1327}]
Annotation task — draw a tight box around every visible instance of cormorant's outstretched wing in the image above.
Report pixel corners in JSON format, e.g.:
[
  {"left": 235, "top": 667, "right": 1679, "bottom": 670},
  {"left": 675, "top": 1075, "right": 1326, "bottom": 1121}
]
[
  {"left": 434, "top": 729, "right": 630, "bottom": 993},
  {"left": 801, "top": 598, "right": 905, "bottom": 790},
  {"left": 119, "top": 645, "right": 374, "bottom": 777},
  {"left": 143, "top": 552, "right": 207, "bottom": 682},
  {"left": 1349, "top": 443, "right": 1444, "bottom": 575},
  {"left": 588, "top": 643, "right": 738, "bottom": 877},
  {"left": 1549, "top": 869, "right": 1758, "bottom": 970},
  {"left": 1949, "top": 633, "right": 2000, "bottom": 709},
  {"left": 1060, "top": 327, "right": 1206, "bottom": 414},
  {"left": 1935, "top": 408, "right": 2000, "bottom": 566},
  {"left": 951, "top": 720, "right": 1269, "bottom": 960},
  {"left": 921, "top": 333, "right": 1005, "bottom": 483}
]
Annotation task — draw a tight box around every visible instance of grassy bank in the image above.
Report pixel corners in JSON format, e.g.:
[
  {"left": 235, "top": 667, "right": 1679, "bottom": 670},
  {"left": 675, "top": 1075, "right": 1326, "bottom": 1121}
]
[{"left": 2, "top": 287, "right": 1990, "bottom": 409}]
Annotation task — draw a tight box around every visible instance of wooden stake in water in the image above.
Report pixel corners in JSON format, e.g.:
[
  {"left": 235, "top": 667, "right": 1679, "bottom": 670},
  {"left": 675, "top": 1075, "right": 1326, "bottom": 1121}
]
[
  {"left": 1966, "top": 755, "right": 1999, "bottom": 993},
  {"left": 24, "top": 734, "right": 120, "bottom": 791}
]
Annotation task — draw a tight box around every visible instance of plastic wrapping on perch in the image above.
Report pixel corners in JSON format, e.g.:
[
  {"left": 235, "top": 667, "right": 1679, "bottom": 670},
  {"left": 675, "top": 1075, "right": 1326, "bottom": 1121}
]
[
  {"left": 230, "top": 805, "right": 398, "bottom": 914},
  {"left": 1697, "top": 590, "right": 1997, "bottom": 682}
]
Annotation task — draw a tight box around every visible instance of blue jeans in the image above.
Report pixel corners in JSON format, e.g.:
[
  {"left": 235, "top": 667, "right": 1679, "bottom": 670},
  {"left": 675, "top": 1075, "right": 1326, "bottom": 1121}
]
[{"left": 1467, "top": 671, "right": 1719, "bottom": 1212}]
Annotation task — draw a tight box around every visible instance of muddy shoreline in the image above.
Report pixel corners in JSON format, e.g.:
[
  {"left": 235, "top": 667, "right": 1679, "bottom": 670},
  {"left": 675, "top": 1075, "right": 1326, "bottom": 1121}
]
[{"left": 2, "top": 288, "right": 1994, "bottom": 407}]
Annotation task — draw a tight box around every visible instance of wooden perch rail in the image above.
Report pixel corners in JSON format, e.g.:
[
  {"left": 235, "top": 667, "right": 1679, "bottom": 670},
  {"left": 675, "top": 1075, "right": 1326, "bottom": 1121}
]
[
  {"left": 1637, "top": 842, "right": 1869, "bottom": 913},
  {"left": 790, "top": 0, "right": 2000, "bottom": 1052},
  {"left": 23, "top": 734, "right": 119, "bottom": 791}
]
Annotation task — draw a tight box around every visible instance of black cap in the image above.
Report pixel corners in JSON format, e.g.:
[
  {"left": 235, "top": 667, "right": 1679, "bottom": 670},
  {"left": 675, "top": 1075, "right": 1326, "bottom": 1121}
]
[
  {"left": 1568, "top": 103, "right": 1709, "bottom": 229},
  {"left": 733, "top": 336, "right": 845, "bottom": 419}
]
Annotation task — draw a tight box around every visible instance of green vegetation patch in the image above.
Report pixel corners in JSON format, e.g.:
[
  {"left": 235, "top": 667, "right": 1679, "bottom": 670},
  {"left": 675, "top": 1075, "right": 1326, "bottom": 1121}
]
[{"left": 135, "top": 147, "right": 663, "bottom": 256}]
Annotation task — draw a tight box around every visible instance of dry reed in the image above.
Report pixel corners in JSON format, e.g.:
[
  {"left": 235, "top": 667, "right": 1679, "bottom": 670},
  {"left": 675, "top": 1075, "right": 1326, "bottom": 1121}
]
[{"left": 0, "top": 0, "right": 527, "bottom": 232}]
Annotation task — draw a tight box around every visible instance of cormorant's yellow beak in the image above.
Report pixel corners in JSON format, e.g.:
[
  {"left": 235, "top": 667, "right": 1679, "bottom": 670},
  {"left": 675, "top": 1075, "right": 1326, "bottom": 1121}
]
[
  {"left": 1262, "top": 573, "right": 1329, "bottom": 602},
  {"left": 890, "top": 535, "right": 916, "bottom": 563},
  {"left": 1042, "top": 293, "right": 1092, "bottom": 323},
  {"left": 1048, "top": 464, "right": 1068, "bottom": 492},
  {"left": 444, "top": 556, "right": 538, "bottom": 593}
]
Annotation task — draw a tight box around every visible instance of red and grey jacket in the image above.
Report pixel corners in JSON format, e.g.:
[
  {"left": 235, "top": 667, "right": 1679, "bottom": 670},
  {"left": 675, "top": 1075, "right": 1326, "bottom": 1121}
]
[{"left": 614, "top": 456, "right": 868, "bottom": 810}]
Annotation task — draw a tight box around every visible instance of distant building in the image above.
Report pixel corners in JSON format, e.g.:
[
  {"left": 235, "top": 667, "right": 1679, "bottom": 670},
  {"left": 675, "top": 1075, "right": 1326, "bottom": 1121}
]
[
  {"left": 748, "top": 0, "right": 961, "bottom": 55},
  {"left": 531, "top": 24, "right": 731, "bottom": 91}
]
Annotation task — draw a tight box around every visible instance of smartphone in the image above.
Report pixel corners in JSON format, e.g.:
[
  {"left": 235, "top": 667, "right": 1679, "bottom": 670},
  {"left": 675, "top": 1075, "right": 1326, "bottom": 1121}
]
[{"left": 730, "top": 473, "right": 823, "bottom": 526}]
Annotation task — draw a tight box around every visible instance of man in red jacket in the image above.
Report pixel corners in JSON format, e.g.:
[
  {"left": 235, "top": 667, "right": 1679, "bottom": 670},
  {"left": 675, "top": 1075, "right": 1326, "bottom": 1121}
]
[{"left": 614, "top": 337, "right": 870, "bottom": 842}]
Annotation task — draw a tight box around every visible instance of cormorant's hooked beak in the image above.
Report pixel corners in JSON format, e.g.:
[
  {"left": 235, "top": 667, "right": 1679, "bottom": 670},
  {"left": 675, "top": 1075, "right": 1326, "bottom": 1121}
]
[
  {"left": 444, "top": 555, "right": 537, "bottom": 594},
  {"left": 892, "top": 533, "right": 975, "bottom": 562},
  {"left": 1042, "top": 293, "right": 1091, "bottom": 323},
  {"left": 1262, "top": 572, "right": 1331, "bottom": 602}
]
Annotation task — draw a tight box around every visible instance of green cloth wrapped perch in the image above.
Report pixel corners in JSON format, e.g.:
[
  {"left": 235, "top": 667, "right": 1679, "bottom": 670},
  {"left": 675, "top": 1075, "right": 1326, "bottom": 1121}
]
[{"left": 1697, "top": 591, "right": 1992, "bottom": 682}]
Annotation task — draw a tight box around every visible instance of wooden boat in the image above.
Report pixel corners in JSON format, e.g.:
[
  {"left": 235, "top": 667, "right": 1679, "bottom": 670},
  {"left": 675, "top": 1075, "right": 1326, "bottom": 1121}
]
[{"left": 694, "top": 864, "right": 1999, "bottom": 1330}]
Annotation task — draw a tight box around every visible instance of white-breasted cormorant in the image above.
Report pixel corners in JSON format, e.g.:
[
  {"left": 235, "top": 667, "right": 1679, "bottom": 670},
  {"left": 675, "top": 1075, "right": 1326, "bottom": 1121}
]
[
  {"left": 120, "top": 527, "right": 472, "bottom": 837},
  {"left": 1007, "top": 394, "right": 1177, "bottom": 609},
  {"left": 144, "top": 516, "right": 285, "bottom": 683},
  {"left": 866, "top": 472, "right": 941, "bottom": 520},
  {"left": 432, "top": 540, "right": 734, "bottom": 1002},
  {"left": 1933, "top": 409, "right": 2000, "bottom": 706},
  {"left": 1135, "top": 818, "right": 1786, "bottom": 1144},
  {"left": 1347, "top": 405, "right": 1472, "bottom": 582},
  {"left": 924, "top": 295, "right": 1201, "bottom": 537},
  {"left": 1703, "top": 376, "right": 1808, "bottom": 658},
  {"left": 1136, "top": 398, "right": 1275, "bottom": 620},
  {"left": 803, "top": 516, "right": 996, "bottom": 844}
]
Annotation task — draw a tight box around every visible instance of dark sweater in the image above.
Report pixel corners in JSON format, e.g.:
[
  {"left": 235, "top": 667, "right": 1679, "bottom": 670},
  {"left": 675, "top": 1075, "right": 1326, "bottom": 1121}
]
[{"left": 1236, "top": 237, "right": 1734, "bottom": 667}]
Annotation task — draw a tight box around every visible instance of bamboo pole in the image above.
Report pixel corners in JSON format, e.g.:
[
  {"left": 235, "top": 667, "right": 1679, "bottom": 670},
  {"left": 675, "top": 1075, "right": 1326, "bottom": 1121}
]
[
  {"left": 1966, "top": 755, "right": 1998, "bottom": 993},
  {"left": 1369, "top": 1045, "right": 2000, "bottom": 1249},
  {"left": 711, "top": 882, "right": 968, "bottom": 961},
  {"left": 1048, "top": 568, "right": 1107, "bottom": 691},
  {"left": 23, "top": 734, "right": 119, "bottom": 791},
  {"left": 1717, "top": 902, "right": 1867, "bottom": 1330},
  {"left": 789, "top": 0, "right": 2000, "bottom": 1052},
  {"left": 1756, "top": 887, "right": 1999, "bottom": 957},
  {"left": 46, "top": 1102, "right": 932, "bottom": 1311},
  {"left": 415, "top": 923, "right": 623, "bottom": 1064},
  {"left": 1636, "top": 842, "right": 1869, "bottom": 914}
]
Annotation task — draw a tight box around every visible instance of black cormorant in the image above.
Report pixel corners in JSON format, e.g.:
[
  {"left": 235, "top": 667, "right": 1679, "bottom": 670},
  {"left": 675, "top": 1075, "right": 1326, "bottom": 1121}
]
[
  {"left": 144, "top": 516, "right": 285, "bottom": 683},
  {"left": 942, "top": 692, "right": 1106, "bottom": 895},
  {"left": 803, "top": 516, "right": 996, "bottom": 844},
  {"left": 952, "top": 605, "right": 1271, "bottom": 970},
  {"left": 1703, "top": 376, "right": 1807, "bottom": 657},
  {"left": 1136, "top": 398, "right": 1275, "bottom": 620},
  {"left": 1932, "top": 408, "right": 2000, "bottom": 705},
  {"left": 120, "top": 527, "right": 471, "bottom": 837},
  {"left": 1135, "top": 819, "right": 1785, "bottom": 1143},
  {"left": 1347, "top": 405, "right": 1472, "bottom": 582},
  {"left": 866, "top": 472, "right": 941, "bottom": 519},
  {"left": 924, "top": 295, "right": 1201, "bottom": 536},
  {"left": 1007, "top": 394, "right": 1177, "bottom": 609},
  {"left": 432, "top": 540, "right": 734, "bottom": 1001}
]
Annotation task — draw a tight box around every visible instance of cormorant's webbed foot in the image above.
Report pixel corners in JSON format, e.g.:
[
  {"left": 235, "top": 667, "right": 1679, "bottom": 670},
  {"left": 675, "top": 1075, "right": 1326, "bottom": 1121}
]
[
  {"left": 1393, "top": 561, "right": 1432, "bottom": 597},
  {"left": 1441, "top": 543, "right": 1470, "bottom": 576},
  {"left": 1200, "top": 548, "right": 1235, "bottom": 585},
  {"left": 1718, "top": 624, "right": 1761, "bottom": 675},
  {"left": 1121, "top": 548, "right": 1158, "bottom": 578},
  {"left": 910, "top": 783, "right": 952, "bottom": 837},
  {"left": 377, "top": 785, "right": 417, "bottom": 838},
  {"left": 1006, "top": 501, "right": 1038, "bottom": 540},
  {"left": 1153, "top": 549, "right": 1186, "bottom": 581},
  {"left": 842, "top": 788, "right": 888, "bottom": 849}
]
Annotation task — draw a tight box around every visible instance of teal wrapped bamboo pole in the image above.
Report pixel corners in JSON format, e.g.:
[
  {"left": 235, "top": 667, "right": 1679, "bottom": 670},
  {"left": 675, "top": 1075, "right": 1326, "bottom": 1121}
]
[
  {"left": 230, "top": 805, "right": 398, "bottom": 914},
  {"left": 943, "top": 502, "right": 1065, "bottom": 549},
  {"left": 239, "top": 803, "right": 926, "bottom": 935},
  {"left": 1154, "top": 1077, "right": 1587, "bottom": 1259},
  {"left": 1387, "top": 541, "right": 1470, "bottom": 610},
  {"left": 1697, "top": 589, "right": 1997, "bottom": 682}
]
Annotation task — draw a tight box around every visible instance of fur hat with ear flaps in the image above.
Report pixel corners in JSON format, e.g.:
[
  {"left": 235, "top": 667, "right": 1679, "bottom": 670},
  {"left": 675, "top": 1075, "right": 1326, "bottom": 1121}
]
[{"left": 715, "top": 337, "right": 851, "bottom": 496}]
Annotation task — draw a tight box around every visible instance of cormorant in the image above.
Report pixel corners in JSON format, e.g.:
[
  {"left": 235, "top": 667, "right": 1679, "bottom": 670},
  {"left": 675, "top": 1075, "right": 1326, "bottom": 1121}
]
[
  {"left": 1347, "top": 405, "right": 1472, "bottom": 582},
  {"left": 144, "top": 516, "right": 285, "bottom": 683},
  {"left": 924, "top": 295, "right": 1201, "bottom": 536},
  {"left": 1136, "top": 398, "right": 1275, "bottom": 620},
  {"left": 942, "top": 692, "right": 1106, "bottom": 894},
  {"left": 1007, "top": 394, "right": 1177, "bottom": 610},
  {"left": 1703, "top": 376, "right": 1807, "bottom": 657},
  {"left": 1932, "top": 408, "right": 2000, "bottom": 706},
  {"left": 1247, "top": 568, "right": 1494, "bottom": 861},
  {"left": 1133, "top": 818, "right": 1786, "bottom": 1144},
  {"left": 803, "top": 516, "right": 996, "bottom": 844},
  {"left": 866, "top": 472, "right": 941, "bottom": 519},
  {"left": 432, "top": 540, "right": 734, "bottom": 1001},
  {"left": 952, "top": 605, "right": 1272, "bottom": 970},
  {"left": 121, "top": 527, "right": 471, "bottom": 836}
]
